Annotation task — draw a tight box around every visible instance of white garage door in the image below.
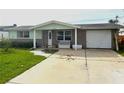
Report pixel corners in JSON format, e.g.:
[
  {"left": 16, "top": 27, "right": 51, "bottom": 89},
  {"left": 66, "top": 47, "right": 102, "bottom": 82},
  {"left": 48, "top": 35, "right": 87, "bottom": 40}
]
[{"left": 86, "top": 30, "right": 111, "bottom": 48}]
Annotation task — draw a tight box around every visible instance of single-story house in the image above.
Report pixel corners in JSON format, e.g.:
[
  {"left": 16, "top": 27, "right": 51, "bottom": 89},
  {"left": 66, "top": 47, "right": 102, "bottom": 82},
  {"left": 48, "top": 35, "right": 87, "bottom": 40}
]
[{"left": 5, "top": 20, "right": 124, "bottom": 50}]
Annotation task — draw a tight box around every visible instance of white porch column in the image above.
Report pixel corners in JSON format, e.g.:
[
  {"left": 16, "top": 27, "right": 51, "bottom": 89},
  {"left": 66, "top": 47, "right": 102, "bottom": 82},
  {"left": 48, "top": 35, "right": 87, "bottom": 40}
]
[
  {"left": 75, "top": 28, "right": 77, "bottom": 50},
  {"left": 33, "top": 29, "right": 36, "bottom": 49}
]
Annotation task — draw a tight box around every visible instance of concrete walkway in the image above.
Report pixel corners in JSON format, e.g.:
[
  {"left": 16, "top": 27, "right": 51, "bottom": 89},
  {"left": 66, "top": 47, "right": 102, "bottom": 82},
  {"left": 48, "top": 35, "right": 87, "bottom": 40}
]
[
  {"left": 7, "top": 49, "right": 124, "bottom": 84},
  {"left": 30, "top": 50, "right": 52, "bottom": 57}
]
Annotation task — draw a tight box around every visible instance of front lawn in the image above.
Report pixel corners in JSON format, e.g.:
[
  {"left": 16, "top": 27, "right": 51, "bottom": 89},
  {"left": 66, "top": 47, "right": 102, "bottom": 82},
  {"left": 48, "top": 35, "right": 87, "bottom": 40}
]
[{"left": 0, "top": 48, "right": 46, "bottom": 83}]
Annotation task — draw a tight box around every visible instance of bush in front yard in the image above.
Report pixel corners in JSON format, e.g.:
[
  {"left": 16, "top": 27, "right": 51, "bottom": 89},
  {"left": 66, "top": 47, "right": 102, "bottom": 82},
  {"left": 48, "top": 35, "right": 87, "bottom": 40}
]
[
  {"left": 11, "top": 41, "right": 33, "bottom": 48},
  {"left": 118, "top": 41, "right": 124, "bottom": 50},
  {"left": 0, "top": 39, "right": 12, "bottom": 52},
  {"left": 119, "top": 44, "right": 124, "bottom": 50}
]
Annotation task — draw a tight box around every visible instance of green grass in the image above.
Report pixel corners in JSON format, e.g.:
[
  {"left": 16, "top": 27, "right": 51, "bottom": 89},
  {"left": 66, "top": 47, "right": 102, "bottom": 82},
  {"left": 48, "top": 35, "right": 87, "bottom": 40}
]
[
  {"left": 0, "top": 48, "right": 46, "bottom": 83},
  {"left": 117, "top": 50, "right": 124, "bottom": 56}
]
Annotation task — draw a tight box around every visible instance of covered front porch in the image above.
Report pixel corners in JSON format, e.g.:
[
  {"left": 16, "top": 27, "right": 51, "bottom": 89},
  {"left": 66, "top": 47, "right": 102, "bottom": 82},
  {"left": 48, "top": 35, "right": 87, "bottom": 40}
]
[{"left": 32, "top": 20, "right": 85, "bottom": 50}]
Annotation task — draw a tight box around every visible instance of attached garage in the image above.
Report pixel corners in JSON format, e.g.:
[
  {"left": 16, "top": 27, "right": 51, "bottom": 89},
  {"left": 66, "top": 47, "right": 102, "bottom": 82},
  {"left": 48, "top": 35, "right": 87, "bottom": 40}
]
[{"left": 86, "top": 30, "right": 112, "bottom": 48}]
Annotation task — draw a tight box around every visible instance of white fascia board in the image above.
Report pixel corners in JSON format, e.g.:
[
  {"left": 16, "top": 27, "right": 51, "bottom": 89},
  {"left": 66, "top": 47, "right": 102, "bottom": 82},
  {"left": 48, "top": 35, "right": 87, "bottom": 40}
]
[{"left": 31, "top": 20, "right": 80, "bottom": 29}]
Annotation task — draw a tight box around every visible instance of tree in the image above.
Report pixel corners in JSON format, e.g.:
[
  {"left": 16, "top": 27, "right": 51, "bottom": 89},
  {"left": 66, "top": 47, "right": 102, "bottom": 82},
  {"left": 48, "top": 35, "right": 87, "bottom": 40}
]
[
  {"left": 109, "top": 19, "right": 115, "bottom": 23},
  {"left": 108, "top": 16, "right": 119, "bottom": 24},
  {"left": 109, "top": 19, "right": 119, "bottom": 24}
]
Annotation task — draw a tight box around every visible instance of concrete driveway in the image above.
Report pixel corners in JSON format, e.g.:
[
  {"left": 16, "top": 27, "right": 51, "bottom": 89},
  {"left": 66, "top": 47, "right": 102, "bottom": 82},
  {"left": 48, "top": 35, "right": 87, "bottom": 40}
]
[{"left": 8, "top": 49, "right": 124, "bottom": 84}]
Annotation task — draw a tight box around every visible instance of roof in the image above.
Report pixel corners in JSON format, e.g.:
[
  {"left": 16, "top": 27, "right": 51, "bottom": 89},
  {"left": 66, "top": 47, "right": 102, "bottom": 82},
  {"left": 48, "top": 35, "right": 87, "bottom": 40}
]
[
  {"left": 76, "top": 23, "right": 124, "bottom": 30},
  {"left": 32, "top": 20, "right": 80, "bottom": 29},
  {"left": 3, "top": 21, "right": 124, "bottom": 31},
  {"left": 5, "top": 26, "right": 34, "bottom": 31},
  {"left": 0, "top": 26, "right": 15, "bottom": 31}
]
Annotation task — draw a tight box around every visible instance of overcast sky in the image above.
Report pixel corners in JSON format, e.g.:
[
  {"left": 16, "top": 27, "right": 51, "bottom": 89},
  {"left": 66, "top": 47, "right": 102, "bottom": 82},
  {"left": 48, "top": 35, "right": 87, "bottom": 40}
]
[{"left": 0, "top": 9, "right": 124, "bottom": 26}]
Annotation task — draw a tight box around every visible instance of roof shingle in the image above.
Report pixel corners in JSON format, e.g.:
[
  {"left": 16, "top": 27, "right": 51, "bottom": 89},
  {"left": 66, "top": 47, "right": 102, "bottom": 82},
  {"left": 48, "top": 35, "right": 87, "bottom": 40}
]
[
  {"left": 76, "top": 23, "right": 124, "bottom": 29},
  {"left": 4, "top": 26, "right": 34, "bottom": 31},
  {"left": 3, "top": 23, "right": 124, "bottom": 31},
  {"left": 0, "top": 26, "right": 15, "bottom": 31}
]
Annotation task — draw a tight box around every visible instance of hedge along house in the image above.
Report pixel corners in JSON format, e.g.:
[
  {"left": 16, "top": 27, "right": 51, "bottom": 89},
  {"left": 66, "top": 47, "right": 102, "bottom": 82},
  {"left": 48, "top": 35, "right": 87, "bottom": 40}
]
[{"left": 6, "top": 20, "right": 124, "bottom": 50}]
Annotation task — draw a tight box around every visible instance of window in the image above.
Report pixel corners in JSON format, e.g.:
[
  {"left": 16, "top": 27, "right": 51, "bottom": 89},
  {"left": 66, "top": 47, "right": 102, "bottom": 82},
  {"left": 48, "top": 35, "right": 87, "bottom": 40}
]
[
  {"left": 65, "top": 31, "right": 71, "bottom": 40},
  {"left": 48, "top": 32, "right": 52, "bottom": 39},
  {"left": 58, "top": 36, "right": 63, "bottom": 40},
  {"left": 57, "top": 31, "right": 71, "bottom": 41},
  {"left": 17, "top": 31, "right": 29, "bottom": 38},
  {"left": 24, "top": 31, "right": 29, "bottom": 38},
  {"left": 17, "top": 31, "right": 23, "bottom": 38},
  {"left": 57, "top": 31, "right": 64, "bottom": 40},
  {"left": 58, "top": 31, "right": 64, "bottom": 36}
]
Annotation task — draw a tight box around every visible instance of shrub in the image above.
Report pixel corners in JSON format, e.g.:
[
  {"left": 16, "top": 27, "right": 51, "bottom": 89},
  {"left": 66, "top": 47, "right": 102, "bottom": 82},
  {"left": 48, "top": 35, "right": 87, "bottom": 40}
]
[
  {"left": 0, "top": 39, "right": 12, "bottom": 52},
  {"left": 11, "top": 41, "right": 33, "bottom": 48},
  {"left": 119, "top": 44, "right": 124, "bottom": 50},
  {"left": 118, "top": 41, "right": 124, "bottom": 50}
]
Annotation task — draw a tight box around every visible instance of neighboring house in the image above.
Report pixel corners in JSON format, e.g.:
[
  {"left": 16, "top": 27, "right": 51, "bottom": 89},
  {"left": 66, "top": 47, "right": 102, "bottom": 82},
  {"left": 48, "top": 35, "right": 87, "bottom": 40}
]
[
  {"left": 5, "top": 20, "right": 124, "bottom": 50},
  {"left": 0, "top": 31, "right": 8, "bottom": 40},
  {"left": 0, "top": 25, "right": 16, "bottom": 40}
]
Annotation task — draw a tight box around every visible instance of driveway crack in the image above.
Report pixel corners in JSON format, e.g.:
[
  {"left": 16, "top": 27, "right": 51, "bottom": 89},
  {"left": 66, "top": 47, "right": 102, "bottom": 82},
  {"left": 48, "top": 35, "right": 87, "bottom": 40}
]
[{"left": 84, "top": 49, "right": 90, "bottom": 83}]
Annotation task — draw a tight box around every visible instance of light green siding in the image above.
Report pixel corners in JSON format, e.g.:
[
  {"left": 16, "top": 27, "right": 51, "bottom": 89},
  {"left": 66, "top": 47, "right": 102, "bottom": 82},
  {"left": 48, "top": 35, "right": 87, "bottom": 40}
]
[
  {"left": 9, "top": 31, "right": 17, "bottom": 39},
  {"left": 9, "top": 30, "right": 42, "bottom": 39},
  {"left": 36, "top": 31, "right": 42, "bottom": 39},
  {"left": 30, "top": 30, "right": 42, "bottom": 39},
  {"left": 36, "top": 23, "right": 74, "bottom": 30},
  {"left": 29, "top": 31, "right": 33, "bottom": 39}
]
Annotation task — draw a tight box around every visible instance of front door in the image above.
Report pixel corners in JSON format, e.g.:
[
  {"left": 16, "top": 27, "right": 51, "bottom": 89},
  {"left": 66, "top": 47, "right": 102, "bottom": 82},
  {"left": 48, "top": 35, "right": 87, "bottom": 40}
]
[{"left": 48, "top": 31, "right": 52, "bottom": 46}]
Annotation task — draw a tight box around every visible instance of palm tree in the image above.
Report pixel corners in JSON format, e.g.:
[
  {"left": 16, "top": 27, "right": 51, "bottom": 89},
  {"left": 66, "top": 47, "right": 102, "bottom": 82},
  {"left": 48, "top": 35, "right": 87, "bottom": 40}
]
[
  {"left": 109, "top": 19, "right": 119, "bottom": 24},
  {"left": 109, "top": 19, "right": 115, "bottom": 23},
  {"left": 108, "top": 16, "right": 119, "bottom": 24}
]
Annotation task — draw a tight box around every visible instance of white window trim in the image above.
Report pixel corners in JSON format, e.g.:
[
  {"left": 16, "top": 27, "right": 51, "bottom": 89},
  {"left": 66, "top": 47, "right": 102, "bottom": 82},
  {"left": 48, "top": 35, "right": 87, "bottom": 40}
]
[
  {"left": 57, "top": 30, "right": 72, "bottom": 41},
  {"left": 17, "top": 31, "right": 30, "bottom": 39},
  {"left": 57, "top": 31, "right": 64, "bottom": 41}
]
